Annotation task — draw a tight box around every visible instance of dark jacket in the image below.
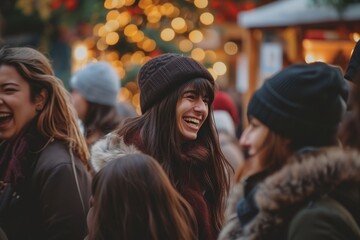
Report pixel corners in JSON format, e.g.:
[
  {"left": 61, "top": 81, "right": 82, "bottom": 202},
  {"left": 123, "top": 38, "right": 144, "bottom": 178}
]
[
  {"left": 0, "top": 140, "right": 91, "bottom": 240},
  {"left": 218, "top": 147, "right": 360, "bottom": 240}
]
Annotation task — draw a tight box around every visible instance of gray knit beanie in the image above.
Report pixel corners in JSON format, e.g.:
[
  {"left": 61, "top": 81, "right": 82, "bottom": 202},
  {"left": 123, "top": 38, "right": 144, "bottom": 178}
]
[
  {"left": 138, "top": 53, "right": 214, "bottom": 113},
  {"left": 248, "top": 62, "right": 349, "bottom": 144},
  {"left": 70, "top": 61, "right": 120, "bottom": 106}
]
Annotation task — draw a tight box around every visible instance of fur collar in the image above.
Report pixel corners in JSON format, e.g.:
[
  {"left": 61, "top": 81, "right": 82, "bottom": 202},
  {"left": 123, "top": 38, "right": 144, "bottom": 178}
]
[
  {"left": 90, "top": 132, "right": 140, "bottom": 173},
  {"left": 228, "top": 147, "right": 360, "bottom": 240}
]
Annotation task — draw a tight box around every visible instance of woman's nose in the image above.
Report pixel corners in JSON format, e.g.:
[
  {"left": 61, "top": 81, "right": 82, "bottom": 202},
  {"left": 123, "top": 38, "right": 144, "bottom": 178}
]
[
  {"left": 239, "top": 127, "right": 250, "bottom": 148},
  {"left": 193, "top": 98, "right": 207, "bottom": 112}
]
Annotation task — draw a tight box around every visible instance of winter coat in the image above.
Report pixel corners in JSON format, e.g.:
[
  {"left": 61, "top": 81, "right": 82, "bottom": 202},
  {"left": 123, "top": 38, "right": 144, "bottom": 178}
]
[
  {"left": 91, "top": 132, "right": 218, "bottom": 240},
  {"left": 218, "top": 147, "right": 360, "bottom": 240},
  {"left": 0, "top": 139, "right": 91, "bottom": 240}
]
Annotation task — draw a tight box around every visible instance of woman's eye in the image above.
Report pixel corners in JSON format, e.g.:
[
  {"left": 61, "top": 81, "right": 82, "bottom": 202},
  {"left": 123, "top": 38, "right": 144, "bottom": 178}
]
[
  {"left": 4, "top": 88, "right": 17, "bottom": 93},
  {"left": 185, "top": 94, "right": 195, "bottom": 99}
]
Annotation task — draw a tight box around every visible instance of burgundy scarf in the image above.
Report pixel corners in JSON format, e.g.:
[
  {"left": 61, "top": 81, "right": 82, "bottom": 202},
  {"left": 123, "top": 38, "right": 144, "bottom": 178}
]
[{"left": 0, "top": 120, "right": 46, "bottom": 184}]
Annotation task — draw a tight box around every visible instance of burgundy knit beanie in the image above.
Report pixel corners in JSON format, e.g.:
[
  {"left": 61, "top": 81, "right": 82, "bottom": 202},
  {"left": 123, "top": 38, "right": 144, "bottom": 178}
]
[
  {"left": 213, "top": 90, "right": 239, "bottom": 126},
  {"left": 138, "top": 53, "right": 214, "bottom": 113}
]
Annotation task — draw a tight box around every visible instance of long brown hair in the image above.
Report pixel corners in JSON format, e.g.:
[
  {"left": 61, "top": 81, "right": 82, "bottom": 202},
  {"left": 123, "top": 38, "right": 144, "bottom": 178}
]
[
  {"left": 0, "top": 47, "right": 89, "bottom": 164},
  {"left": 83, "top": 102, "right": 121, "bottom": 143},
  {"left": 116, "top": 78, "right": 230, "bottom": 230},
  {"left": 339, "top": 71, "right": 360, "bottom": 149},
  {"left": 87, "top": 153, "right": 197, "bottom": 240}
]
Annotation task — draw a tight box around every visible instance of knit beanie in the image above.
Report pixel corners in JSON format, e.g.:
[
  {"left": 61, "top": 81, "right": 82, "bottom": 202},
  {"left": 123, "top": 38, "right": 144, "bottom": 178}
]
[
  {"left": 248, "top": 62, "right": 349, "bottom": 144},
  {"left": 138, "top": 53, "right": 214, "bottom": 113},
  {"left": 214, "top": 110, "right": 236, "bottom": 137},
  {"left": 213, "top": 90, "right": 239, "bottom": 126},
  {"left": 345, "top": 40, "right": 360, "bottom": 81},
  {"left": 70, "top": 61, "right": 120, "bottom": 106}
]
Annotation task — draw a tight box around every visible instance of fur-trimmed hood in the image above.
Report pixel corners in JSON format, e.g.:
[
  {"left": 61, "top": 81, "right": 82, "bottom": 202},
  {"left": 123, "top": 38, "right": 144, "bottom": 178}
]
[
  {"left": 90, "top": 132, "right": 140, "bottom": 173},
  {"left": 220, "top": 147, "right": 360, "bottom": 240}
]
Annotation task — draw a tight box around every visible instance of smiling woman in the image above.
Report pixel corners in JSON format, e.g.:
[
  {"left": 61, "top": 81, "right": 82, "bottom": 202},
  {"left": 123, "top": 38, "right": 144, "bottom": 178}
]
[
  {"left": 0, "top": 65, "right": 45, "bottom": 140},
  {"left": 0, "top": 47, "right": 91, "bottom": 240},
  {"left": 90, "top": 53, "right": 231, "bottom": 240}
]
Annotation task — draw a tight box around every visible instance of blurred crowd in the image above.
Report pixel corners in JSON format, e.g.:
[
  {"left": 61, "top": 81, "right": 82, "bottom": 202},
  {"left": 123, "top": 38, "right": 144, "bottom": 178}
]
[{"left": 0, "top": 40, "right": 360, "bottom": 240}]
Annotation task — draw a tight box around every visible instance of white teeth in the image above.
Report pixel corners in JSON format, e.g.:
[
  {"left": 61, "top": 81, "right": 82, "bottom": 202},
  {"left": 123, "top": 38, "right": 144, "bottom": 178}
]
[
  {"left": 183, "top": 117, "right": 200, "bottom": 124},
  {"left": 0, "top": 113, "right": 11, "bottom": 118}
]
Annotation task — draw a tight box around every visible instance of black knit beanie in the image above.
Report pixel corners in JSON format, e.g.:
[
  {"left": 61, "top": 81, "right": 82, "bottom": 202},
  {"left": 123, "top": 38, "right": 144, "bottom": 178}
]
[
  {"left": 345, "top": 40, "right": 360, "bottom": 81},
  {"left": 248, "top": 62, "right": 349, "bottom": 144},
  {"left": 138, "top": 53, "right": 214, "bottom": 113}
]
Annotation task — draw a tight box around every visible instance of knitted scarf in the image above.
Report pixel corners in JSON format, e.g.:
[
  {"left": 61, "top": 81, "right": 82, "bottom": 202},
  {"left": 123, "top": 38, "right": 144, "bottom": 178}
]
[{"left": 0, "top": 119, "right": 46, "bottom": 185}]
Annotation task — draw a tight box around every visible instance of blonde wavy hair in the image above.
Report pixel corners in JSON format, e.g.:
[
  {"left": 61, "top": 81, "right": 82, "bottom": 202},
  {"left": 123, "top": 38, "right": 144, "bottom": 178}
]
[{"left": 0, "top": 46, "right": 89, "bottom": 164}]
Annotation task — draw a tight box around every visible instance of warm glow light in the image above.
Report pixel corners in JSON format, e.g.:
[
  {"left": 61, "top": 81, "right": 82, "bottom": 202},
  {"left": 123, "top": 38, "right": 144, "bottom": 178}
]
[
  {"left": 118, "top": 67, "right": 126, "bottom": 79},
  {"left": 131, "top": 51, "right": 144, "bottom": 64},
  {"left": 213, "top": 61, "right": 227, "bottom": 75},
  {"left": 124, "top": 24, "right": 138, "bottom": 37},
  {"left": 142, "top": 39, "right": 156, "bottom": 52},
  {"left": 171, "top": 17, "right": 186, "bottom": 31},
  {"left": 205, "top": 50, "right": 217, "bottom": 62},
  {"left": 107, "top": 10, "right": 120, "bottom": 21},
  {"left": 104, "top": 0, "right": 122, "bottom": 9},
  {"left": 171, "top": 7, "right": 180, "bottom": 18},
  {"left": 224, "top": 41, "right": 238, "bottom": 55},
  {"left": 117, "top": 11, "right": 131, "bottom": 27},
  {"left": 200, "top": 12, "right": 214, "bottom": 25},
  {"left": 93, "top": 24, "right": 104, "bottom": 37},
  {"left": 126, "top": 82, "right": 138, "bottom": 93},
  {"left": 74, "top": 44, "right": 88, "bottom": 61},
  {"left": 303, "top": 39, "right": 312, "bottom": 49},
  {"left": 194, "top": 0, "right": 208, "bottom": 8},
  {"left": 208, "top": 68, "right": 218, "bottom": 81},
  {"left": 107, "top": 51, "right": 119, "bottom": 61},
  {"left": 125, "top": 0, "right": 135, "bottom": 6},
  {"left": 106, "top": 32, "right": 120, "bottom": 45},
  {"left": 191, "top": 48, "right": 205, "bottom": 62},
  {"left": 131, "top": 31, "right": 145, "bottom": 42},
  {"left": 161, "top": 3, "right": 175, "bottom": 16},
  {"left": 146, "top": 6, "right": 162, "bottom": 23},
  {"left": 97, "top": 38, "right": 108, "bottom": 51},
  {"left": 119, "top": 87, "right": 132, "bottom": 101},
  {"left": 84, "top": 38, "right": 96, "bottom": 49},
  {"left": 179, "top": 39, "right": 193, "bottom": 52},
  {"left": 161, "top": 28, "right": 175, "bottom": 41},
  {"left": 98, "top": 26, "right": 107, "bottom": 37},
  {"left": 139, "top": 0, "right": 153, "bottom": 9},
  {"left": 352, "top": 32, "right": 360, "bottom": 42},
  {"left": 132, "top": 93, "right": 140, "bottom": 106},
  {"left": 189, "top": 30, "right": 203, "bottom": 43},
  {"left": 105, "top": 20, "right": 120, "bottom": 32}
]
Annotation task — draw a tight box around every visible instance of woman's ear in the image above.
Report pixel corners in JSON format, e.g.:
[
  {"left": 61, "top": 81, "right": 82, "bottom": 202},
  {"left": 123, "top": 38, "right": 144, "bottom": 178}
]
[{"left": 35, "top": 89, "right": 48, "bottom": 111}]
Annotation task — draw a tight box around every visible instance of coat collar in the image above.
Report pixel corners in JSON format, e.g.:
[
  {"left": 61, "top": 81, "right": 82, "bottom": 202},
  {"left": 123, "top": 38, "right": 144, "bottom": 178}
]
[
  {"left": 240, "top": 147, "right": 360, "bottom": 239},
  {"left": 90, "top": 132, "right": 140, "bottom": 173}
]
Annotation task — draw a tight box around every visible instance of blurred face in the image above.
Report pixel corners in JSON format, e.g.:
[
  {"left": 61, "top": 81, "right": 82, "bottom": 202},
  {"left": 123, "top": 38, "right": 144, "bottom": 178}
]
[
  {"left": 176, "top": 86, "right": 209, "bottom": 142},
  {"left": 71, "top": 90, "right": 88, "bottom": 121},
  {"left": 0, "top": 65, "right": 44, "bottom": 140},
  {"left": 239, "top": 117, "right": 269, "bottom": 172}
]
